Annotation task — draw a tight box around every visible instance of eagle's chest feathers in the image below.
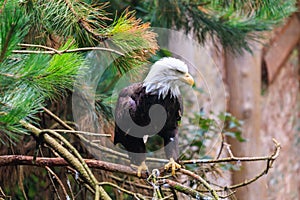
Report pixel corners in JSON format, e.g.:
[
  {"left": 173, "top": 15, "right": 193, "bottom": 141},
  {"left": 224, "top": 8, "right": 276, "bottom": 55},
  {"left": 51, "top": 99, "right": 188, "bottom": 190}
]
[{"left": 130, "top": 87, "right": 181, "bottom": 133}]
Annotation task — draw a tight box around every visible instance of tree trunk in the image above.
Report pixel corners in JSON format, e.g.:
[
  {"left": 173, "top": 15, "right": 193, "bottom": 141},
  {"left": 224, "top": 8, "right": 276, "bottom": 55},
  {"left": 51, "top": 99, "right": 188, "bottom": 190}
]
[{"left": 225, "top": 44, "right": 266, "bottom": 200}]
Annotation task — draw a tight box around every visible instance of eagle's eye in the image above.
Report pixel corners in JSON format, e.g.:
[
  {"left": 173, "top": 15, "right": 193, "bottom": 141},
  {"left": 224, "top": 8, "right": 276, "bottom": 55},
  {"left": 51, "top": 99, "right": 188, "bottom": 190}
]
[{"left": 175, "top": 69, "right": 185, "bottom": 74}]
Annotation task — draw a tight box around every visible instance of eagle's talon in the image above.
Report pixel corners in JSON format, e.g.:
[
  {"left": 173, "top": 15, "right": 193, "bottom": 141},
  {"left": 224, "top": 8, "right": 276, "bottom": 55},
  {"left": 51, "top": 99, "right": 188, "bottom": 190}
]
[
  {"left": 134, "top": 161, "right": 148, "bottom": 177},
  {"left": 164, "top": 158, "right": 181, "bottom": 175}
]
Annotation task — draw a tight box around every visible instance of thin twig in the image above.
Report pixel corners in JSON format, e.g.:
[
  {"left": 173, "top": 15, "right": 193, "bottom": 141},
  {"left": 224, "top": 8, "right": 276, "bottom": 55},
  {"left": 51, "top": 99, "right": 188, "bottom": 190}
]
[
  {"left": 45, "top": 166, "right": 70, "bottom": 199},
  {"left": 225, "top": 139, "right": 281, "bottom": 191},
  {"left": 41, "top": 129, "right": 105, "bottom": 200},
  {"left": 19, "top": 43, "right": 62, "bottom": 54},
  {"left": 12, "top": 47, "right": 124, "bottom": 56},
  {"left": 227, "top": 167, "right": 267, "bottom": 190},
  {"left": 219, "top": 191, "right": 236, "bottom": 199},
  {"left": 61, "top": 39, "right": 76, "bottom": 53},
  {"left": 110, "top": 175, "right": 154, "bottom": 190},
  {"left": 225, "top": 143, "right": 234, "bottom": 158},
  {"left": 215, "top": 132, "right": 225, "bottom": 160},
  {"left": 161, "top": 194, "right": 173, "bottom": 200},
  {"left": 43, "top": 107, "right": 74, "bottom": 130},
  {"left": 0, "top": 72, "right": 20, "bottom": 78},
  {"left": 47, "top": 129, "right": 111, "bottom": 137},
  {"left": 99, "top": 182, "right": 148, "bottom": 200},
  {"left": 180, "top": 168, "right": 219, "bottom": 200},
  {"left": 157, "top": 179, "right": 208, "bottom": 199},
  {"left": 43, "top": 108, "right": 131, "bottom": 161},
  {"left": 181, "top": 139, "right": 280, "bottom": 165},
  {"left": 66, "top": 166, "right": 95, "bottom": 194},
  {"left": 65, "top": 174, "right": 76, "bottom": 200},
  {"left": 41, "top": 148, "right": 62, "bottom": 200},
  {"left": 0, "top": 186, "right": 11, "bottom": 200},
  {"left": 147, "top": 169, "right": 163, "bottom": 199}
]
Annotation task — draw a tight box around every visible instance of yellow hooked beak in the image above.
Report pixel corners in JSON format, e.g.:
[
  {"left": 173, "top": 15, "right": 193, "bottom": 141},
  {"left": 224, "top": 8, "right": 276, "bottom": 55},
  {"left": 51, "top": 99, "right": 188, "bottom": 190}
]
[{"left": 181, "top": 73, "right": 194, "bottom": 86}]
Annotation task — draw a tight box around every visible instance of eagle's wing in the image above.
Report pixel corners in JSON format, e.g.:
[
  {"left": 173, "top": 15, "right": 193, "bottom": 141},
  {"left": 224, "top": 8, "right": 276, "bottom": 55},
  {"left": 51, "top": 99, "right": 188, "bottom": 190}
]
[
  {"left": 114, "top": 83, "right": 147, "bottom": 166},
  {"left": 113, "top": 82, "right": 142, "bottom": 144}
]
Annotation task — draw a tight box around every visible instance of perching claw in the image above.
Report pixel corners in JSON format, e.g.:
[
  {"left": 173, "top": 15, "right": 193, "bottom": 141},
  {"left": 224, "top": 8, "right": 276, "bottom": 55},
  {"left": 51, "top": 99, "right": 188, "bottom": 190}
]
[
  {"left": 164, "top": 158, "right": 181, "bottom": 175},
  {"left": 132, "top": 161, "right": 149, "bottom": 177}
]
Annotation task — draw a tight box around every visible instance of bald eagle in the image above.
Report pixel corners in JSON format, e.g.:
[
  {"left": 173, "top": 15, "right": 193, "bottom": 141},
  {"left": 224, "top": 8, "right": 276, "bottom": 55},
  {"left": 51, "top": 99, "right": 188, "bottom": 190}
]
[{"left": 114, "top": 57, "right": 194, "bottom": 176}]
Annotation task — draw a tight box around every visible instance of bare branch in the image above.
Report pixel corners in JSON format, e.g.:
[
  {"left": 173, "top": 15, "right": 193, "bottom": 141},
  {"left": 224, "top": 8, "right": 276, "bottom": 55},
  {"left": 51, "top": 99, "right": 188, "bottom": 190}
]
[
  {"left": 157, "top": 179, "right": 208, "bottom": 199},
  {"left": 181, "top": 139, "right": 280, "bottom": 165},
  {"left": 12, "top": 47, "right": 124, "bottom": 56},
  {"left": 45, "top": 129, "right": 111, "bottom": 137},
  {"left": 0, "top": 155, "right": 147, "bottom": 178},
  {"left": 19, "top": 43, "right": 62, "bottom": 54},
  {"left": 99, "top": 182, "right": 149, "bottom": 200},
  {"left": 225, "top": 139, "right": 281, "bottom": 191},
  {"left": 180, "top": 168, "right": 219, "bottom": 200},
  {"left": 43, "top": 107, "right": 74, "bottom": 130},
  {"left": 0, "top": 186, "right": 11, "bottom": 200},
  {"left": 45, "top": 166, "right": 70, "bottom": 199},
  {"left": 215, "top": 132, "right": 225, "bottom": 160}
]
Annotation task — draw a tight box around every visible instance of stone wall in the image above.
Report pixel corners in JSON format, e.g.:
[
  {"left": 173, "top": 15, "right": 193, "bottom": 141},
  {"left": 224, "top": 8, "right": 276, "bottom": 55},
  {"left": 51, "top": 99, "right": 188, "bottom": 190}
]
[{"left": 261, "top": 50, "right": 300, "bottom": 200}]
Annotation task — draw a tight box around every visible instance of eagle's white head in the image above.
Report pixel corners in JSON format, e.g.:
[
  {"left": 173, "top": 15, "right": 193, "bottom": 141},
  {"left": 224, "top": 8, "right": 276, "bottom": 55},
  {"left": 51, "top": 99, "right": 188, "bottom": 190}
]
[{"left": 143, "top": 57, "right": 194, "bottom": 99}]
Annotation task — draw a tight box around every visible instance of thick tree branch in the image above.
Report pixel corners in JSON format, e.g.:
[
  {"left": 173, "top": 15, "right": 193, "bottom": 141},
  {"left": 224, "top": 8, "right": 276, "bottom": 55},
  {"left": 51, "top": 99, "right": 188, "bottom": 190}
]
[
  {"left": 0, "top": 155, "right": 147, "bottom": 178},
  {"left": 0, "top": 138, "right": 281, "bottom": 200},
  {"left": 19, "top": 120, "right": 111, "bottom": 200}
]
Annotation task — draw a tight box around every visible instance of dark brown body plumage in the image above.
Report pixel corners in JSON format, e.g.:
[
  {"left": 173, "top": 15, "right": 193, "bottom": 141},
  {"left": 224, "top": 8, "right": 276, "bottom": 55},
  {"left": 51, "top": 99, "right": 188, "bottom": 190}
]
[{"left": 114, "top": 82, "right": 182, "bottom": 165}]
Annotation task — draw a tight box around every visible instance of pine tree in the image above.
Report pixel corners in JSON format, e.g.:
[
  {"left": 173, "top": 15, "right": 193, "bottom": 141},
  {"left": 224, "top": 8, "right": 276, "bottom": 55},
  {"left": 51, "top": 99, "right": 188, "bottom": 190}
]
[{"left": 0, "top": 0, "right": 296, "bottom": 199}]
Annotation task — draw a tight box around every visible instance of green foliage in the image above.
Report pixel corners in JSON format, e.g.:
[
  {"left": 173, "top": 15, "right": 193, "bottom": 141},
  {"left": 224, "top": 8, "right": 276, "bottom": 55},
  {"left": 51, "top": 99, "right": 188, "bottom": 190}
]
[
  {"left": 0, "top": 39, "right": 85, "bottom": 143},
  {"left": 36, "top": 41, "right": 85, "bottom": 98},
  {"left": 186, "top": 111, "right": 245, "bottom": 160},
  {"left": 149, "top": 48, "right": 173, "bottom": 63},
  {"left": 41, "top": 0, "right": 110, "bottom": 46},
  {"left": 0, "top": 89, "right": 42, "bottom": 144},
  {"left": 218, "top": 112, "right": 246, "bottom": 142},
  {"left": 0, "top": 0, "right": 158, "bottom": 146},
  {"left": 0, "top": 0, "right": 29, "bottom": 62},
  {"left": 105, "top": 0, "right": 297, "bottom": 53}
]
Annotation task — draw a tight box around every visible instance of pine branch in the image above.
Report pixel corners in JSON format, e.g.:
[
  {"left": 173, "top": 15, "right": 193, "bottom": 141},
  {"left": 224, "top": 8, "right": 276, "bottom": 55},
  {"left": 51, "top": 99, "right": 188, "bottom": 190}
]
[
  {"left": 0, "top": 89, "right": 43, "bottom": 144},
  {"left": 19, "top": 120, "right": 111, "bottom": 200},
  {"left": 134, "top": 0, "right": 297, "bottom": 53},
  {"left": 0, "top": 0, "right": 29, "bottom": 61}
]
